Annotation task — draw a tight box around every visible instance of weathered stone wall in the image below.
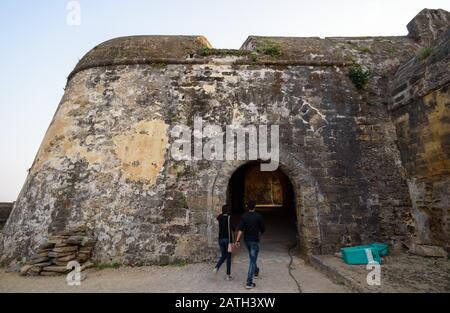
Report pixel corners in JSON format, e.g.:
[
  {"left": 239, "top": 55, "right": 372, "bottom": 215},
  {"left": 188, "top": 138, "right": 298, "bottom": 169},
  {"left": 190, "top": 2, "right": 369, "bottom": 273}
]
[
  {"left": 407, "top": 9, "right": 450, "bottom": 46},
  {"left": 390, "top": 27, "right": 450, "bottom": 251},
  {"left": 0, "top": 59, "right": 412, "bottom": 264},
  {"left": 1, "top": 9, "right": 448, "bottom": 265}
]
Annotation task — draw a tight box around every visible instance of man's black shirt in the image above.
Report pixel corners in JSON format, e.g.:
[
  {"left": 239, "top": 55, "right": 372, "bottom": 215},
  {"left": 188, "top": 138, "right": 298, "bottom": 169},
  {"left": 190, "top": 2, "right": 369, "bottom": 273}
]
[{"left": 239, "top": 211, "right": 265, "bottom": 242}]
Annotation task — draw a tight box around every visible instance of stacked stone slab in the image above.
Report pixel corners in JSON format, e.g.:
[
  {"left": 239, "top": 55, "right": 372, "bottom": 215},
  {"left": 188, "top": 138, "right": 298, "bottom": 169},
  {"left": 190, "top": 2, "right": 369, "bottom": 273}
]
[{"left": 20, "top": 226, "right": 95, "bottom": 276}]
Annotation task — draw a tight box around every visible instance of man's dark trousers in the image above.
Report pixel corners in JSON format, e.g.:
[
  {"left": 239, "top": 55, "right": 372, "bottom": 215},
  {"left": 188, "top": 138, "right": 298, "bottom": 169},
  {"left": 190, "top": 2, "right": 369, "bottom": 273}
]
[{"left": 245, "top": 241, "right": 260, "bottom": 285}]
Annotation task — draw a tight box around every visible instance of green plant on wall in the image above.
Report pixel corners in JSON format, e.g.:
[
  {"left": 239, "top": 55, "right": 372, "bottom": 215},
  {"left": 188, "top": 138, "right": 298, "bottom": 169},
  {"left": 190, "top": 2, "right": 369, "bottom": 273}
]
[
  {"left": 358, "top": 47, "right": 372, "bottom": 54},
  {"left": 388, "top": 47, "right": 397, "bottom": 55},
  {"left": 181, "top": 194, "right": 188, "bottom": 208},
  {"left": 249, "top": 52, "right": 258, "bottom": 63},
  {"left": 199, "top": 47, "right": 213, "bottom": 56},
  {"left": 418, "top": 47, "right": 433, "bottom": 60},
  {"left": 199, "top": 47, "right": 250, "bottom": 57},
  {"left": 256, "top": 39, "right": 282, "bottom": 57},
  {"left": 348, "top": 64, "right": 370, "bottom": 90}
]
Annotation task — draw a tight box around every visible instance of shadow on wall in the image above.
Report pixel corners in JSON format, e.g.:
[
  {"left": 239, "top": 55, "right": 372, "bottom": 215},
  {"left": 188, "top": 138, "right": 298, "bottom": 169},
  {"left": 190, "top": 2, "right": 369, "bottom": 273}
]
[{"left": 0, "top": 203, "right": 14, "bottom": 231}]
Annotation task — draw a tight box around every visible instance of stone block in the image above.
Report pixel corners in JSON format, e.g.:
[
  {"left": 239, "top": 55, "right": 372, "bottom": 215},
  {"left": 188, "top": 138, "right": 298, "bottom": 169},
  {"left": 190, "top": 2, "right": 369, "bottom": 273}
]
[{"left": 409, "top": 244, "right": 448, "bottom": 258}]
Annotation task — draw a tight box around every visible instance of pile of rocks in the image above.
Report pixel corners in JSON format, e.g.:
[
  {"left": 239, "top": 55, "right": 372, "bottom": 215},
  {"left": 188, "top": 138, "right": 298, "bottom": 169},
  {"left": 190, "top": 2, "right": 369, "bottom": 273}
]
[{"left": 21, "top": 226, "right": 95, "bottom": 276}]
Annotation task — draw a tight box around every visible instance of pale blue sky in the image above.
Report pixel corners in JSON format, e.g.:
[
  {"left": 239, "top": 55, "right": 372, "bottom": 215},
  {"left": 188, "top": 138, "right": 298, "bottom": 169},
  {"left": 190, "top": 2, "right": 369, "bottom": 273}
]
[{"left": 1, "top": 0, "right": 449, "bottom": 201}]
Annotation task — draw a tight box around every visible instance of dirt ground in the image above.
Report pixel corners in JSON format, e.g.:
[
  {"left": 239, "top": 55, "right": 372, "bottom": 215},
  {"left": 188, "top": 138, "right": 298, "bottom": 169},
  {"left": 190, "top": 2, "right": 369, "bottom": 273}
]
[
  {"left": 311, "top": 252, "right": 450, "bottom": 293},
  {"left": 0, "top": 247, "right": 348, "bottom": 293},
  {"left": 2, "top": 245, "right": 447, "bottom": 293},
  {"left": 2, "top": 212, "right": 447, "bottom": 293}
]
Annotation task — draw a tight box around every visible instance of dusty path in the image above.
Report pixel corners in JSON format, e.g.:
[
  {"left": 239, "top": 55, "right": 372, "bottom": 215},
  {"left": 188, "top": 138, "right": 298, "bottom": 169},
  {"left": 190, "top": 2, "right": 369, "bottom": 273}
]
[
  {"left": 0, "top": 246, "right": 348, "bottom": 293},
  {"left": 0, "top": 209, "right": 349, "bottom": 293}
]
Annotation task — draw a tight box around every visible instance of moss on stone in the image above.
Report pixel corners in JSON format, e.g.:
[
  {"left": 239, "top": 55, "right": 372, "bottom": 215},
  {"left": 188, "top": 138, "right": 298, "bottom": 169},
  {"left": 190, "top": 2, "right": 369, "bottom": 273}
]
[
  {"left": 249, "top": 52, "right": 258, "bottom": 63},
  {"left": 199, "top": 47, "right": 250, "bottom": 57},
  {"left": 256, "top": 39, "right": 282, "bottom": 57},
  {"left": 169, "top": 260, "right": 188, "bottom": 267},
  {"left": 358, "top": 47, "right": 372, "bottom": 54},
  {"left": 181, "top": 194, "right": 188, "bottom": 208},
  {"left": 388, "top": 47, "right": 397, "bottom": 55},
  {"left": 94, "top": 261, "right": 121, "bottom": 269},
  {"left": 150, "top": 62, "right": 167, "bottom": 68}
]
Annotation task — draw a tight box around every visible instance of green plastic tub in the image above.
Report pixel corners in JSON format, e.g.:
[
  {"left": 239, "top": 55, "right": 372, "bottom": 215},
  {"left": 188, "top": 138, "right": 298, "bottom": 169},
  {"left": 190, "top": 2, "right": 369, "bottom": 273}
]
[
  {"left": 341, "top": 246, "right": 382, "bottom": 265},
  {"left": 354, "top": 243, "right": 389, "bottom": 257},
  {"left": 370, "top": 242, "right": 389, "bottom": 257}
]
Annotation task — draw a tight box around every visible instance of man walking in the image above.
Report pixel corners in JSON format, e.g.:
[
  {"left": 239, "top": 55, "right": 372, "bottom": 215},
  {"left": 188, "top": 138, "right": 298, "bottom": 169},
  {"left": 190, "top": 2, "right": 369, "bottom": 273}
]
[{"left": 235, "top": 200, "right": 265, "bottom": 289}]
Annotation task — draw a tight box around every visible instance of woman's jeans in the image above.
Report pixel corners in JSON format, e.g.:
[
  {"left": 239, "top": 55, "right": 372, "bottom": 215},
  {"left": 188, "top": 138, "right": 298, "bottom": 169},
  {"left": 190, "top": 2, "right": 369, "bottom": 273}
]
[
  {"left": 245, "top": 241, "right": 260, "bottom": 285},
  {"left": 215, "top": 238, "right": 231, "bottom": 275}
]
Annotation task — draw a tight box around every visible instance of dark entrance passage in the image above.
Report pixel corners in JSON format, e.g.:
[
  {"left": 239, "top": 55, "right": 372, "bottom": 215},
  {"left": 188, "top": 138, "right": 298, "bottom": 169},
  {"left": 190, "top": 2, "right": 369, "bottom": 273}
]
[{"left": 227, "top": 162, "right": 298, "bottom": 251}]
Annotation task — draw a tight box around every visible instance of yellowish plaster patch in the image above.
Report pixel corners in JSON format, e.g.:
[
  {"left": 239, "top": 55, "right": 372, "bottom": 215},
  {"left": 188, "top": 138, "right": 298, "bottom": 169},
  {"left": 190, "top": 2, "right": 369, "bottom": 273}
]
[
  {"left": 31, "top": 97, "right": 106, "bottom": 172},
  {"left": 420, "top": 89, "right": 450, "bottom": 177},
  {"left": 32, "top": 101, "right": 79, "bottom": 172},
  {"left": 62, "top": 139, "right": 104, "bottom": 164},
  {"left": 113, "top": 120, "right": 169, "bottom": 186}
]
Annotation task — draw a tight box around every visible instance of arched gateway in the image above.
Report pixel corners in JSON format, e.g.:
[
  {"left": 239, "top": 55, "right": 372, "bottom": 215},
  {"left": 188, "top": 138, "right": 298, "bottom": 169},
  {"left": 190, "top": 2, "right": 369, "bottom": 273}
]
[{"left": 207, "top": 157, "right": 323, "bottom": 256}]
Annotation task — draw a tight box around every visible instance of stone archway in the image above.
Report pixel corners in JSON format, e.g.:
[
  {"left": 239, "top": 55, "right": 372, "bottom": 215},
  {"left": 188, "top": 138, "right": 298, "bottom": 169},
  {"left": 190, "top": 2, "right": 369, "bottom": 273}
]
[{"left": 207, "top": 154, "right": 324, "bottom": 256}]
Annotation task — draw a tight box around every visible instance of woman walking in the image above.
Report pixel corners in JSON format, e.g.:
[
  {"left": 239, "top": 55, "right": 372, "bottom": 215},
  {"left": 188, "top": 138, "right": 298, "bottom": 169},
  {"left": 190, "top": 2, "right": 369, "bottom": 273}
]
[{"left": 213, "top": 204, "right": 235, "bottom": 280}]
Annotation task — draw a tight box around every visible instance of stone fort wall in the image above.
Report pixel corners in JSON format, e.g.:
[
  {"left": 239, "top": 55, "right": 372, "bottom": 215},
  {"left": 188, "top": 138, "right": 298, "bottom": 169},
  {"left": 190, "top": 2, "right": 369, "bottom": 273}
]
[
  {"left": 390, "top": 25, "right": 450, "bottom": 251},
  {"left": 0, "top": 9, "right": 448, "bottom": 265}
]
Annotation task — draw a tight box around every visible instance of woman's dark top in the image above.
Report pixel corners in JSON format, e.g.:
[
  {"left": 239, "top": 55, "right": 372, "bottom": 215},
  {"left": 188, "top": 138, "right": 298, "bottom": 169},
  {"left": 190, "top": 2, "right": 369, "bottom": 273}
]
[{"left": 217, "top": 213, "right": 235, "bottom": 240}]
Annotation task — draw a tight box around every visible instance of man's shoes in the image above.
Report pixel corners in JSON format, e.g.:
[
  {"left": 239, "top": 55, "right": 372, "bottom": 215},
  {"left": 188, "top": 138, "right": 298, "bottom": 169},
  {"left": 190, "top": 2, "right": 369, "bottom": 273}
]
[
  {"left": 213, "top": 267, "right": 219, "bottom": 274},
  {"left": 226, "top": 275, "right": 233, "bottom": 281},
  {"left": 254, "top": 273, "right": 260, "bottom": 279},
  {"left": 245, "top": 283, "right": 256, "bottom": 289}
]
